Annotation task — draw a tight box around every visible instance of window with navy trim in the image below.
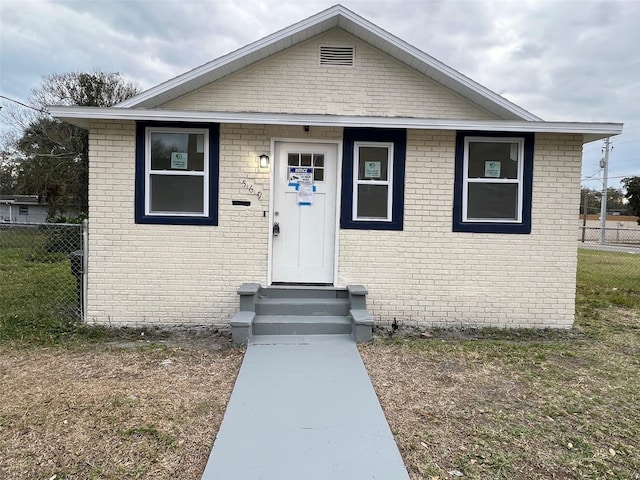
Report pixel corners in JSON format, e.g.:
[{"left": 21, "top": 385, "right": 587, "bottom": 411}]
[
  {"left": 341, "top": 128, "right": 406, "bottom": 230},
  {"left": 453, "top": 131, "right": 534, "bottom": 234},
  {"left": 135, "top": 122, "right": 219, "bottom": 225}
]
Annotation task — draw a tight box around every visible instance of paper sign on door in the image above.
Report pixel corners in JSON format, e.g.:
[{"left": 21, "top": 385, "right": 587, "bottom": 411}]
[
  {"left": 289, "top": 167, "right": 313, "bottom": 185},
  {"left": 298, "top": 184, "right": 314, "bottom": 205}
]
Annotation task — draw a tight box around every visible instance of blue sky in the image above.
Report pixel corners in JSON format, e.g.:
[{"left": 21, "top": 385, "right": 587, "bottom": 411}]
[{"left": 1, "top": 0, "right": 638, "bottom": 191}]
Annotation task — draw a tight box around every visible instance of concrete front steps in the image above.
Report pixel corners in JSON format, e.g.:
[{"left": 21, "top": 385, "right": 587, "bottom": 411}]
[{"left": 231, "top": 284, "right": 373, "bottom": 344}]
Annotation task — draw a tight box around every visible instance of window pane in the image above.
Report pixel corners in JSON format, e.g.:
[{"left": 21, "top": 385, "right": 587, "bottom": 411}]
[
  {"left": 314, "top": 168, "right": 324, "bottom": 182},
  {"left": 358, "top": 146, "right": 389, "bottom": 180},
  {"left": 357, "top": 184, "right": 388, "bottom": 218},
  {"left": 150, "top": 132, "right": 205, "bottom": 171},
  {"left": 467, "top": 183, "right": 518, "bottom": 220},
  {"left": 150, "top": 175, "right": 204, "bottom": 213},
  {"left": 468, "top": 142, "right": 518, "bottom": 179},
  {"left": 301, "top": 154, "right": 312, "bottom": 166},
  {"left": 313, "top": 155, "right": 324, "bottom": 167},
  {"left": 288, "top": 153, "right": 299, "bottom": 166}
]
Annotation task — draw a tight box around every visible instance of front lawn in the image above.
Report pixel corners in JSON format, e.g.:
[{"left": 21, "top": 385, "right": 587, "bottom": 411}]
[
  {"left": 361, "top": 249, "right": 640, "bottom": 479},
  {"left": 0, "top": 248, "right": 638, "bottom": 479}
]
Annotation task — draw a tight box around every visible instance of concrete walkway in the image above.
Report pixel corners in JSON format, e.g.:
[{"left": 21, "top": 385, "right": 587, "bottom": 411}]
[{"left": 201, "top": 334, "right": 410, "bottom": 480}]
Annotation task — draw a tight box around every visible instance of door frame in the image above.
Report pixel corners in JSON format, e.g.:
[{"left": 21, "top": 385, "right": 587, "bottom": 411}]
[{"left": 267, "top": 137, "right": 343, "bottom": 286}]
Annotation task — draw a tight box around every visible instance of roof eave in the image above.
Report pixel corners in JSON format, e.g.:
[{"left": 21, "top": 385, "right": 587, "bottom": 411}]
[{"left": 49, "top": 106, "right": 622, "bottom": 143}]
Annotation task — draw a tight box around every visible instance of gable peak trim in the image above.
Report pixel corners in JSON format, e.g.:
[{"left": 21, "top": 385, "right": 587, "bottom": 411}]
[{"left": 115, "top": 4, "right": 539, "bottom": 121}]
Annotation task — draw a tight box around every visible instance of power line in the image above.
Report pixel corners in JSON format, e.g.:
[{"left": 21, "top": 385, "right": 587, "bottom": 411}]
[
  {"left": 610, "top": 138, "right": 640, "bottom": 147},
  {"left": 582, "top": 175, "right": 637, "bottom": 182},
  {"left": 0, "top": 95, "right": 49, "bottom": 114}
]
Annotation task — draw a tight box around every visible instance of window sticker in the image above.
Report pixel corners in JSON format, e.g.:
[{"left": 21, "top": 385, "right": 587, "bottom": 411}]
[
  {"left": 364, "top": 161, "right": 381, "bottom": 179},
  {"left": 171, "top": 152, "right": 188, "bottom": 169},
  {"left": 484, "top": 161, "right": 501, "bottom": 178}
]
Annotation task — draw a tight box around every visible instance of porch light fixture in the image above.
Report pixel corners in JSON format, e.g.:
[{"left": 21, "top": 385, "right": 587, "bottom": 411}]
[{"left": 259, "top": 154, "right": 270, "bottom": 168}]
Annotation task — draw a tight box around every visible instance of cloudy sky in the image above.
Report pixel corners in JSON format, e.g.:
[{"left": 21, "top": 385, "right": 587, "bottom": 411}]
[{"left": 1, "top": 0, "right": 638, "bottom": 190}]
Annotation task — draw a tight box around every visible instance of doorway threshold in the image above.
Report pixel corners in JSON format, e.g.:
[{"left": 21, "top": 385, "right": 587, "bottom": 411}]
[{"left": 270, "top": 282, "right": 336, "bottom": 288}]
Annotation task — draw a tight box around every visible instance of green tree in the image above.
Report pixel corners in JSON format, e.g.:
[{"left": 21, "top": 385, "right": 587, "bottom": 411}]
[
  {"left": 0, "top": 148, "right": 18, "bottom": 194},
  {"left": 605, "top": 187, "right": 631, "bottom": 215},
  {"left": 580, "top": 187, "right": 601, "bottom": 215},
  {"left": 1, "top": 71, "right": 139, "bottom": 218},
  {"left": 580, "top": 186, "right": 630, "bottom": 216},
  {"left": 621, "top": 176, "right": 640, "bottom": 224}
]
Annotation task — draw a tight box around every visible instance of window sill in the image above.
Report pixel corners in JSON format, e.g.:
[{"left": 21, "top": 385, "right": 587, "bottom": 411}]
[
  {"left": 341, "top": 219, "right": 403, "bottom": 231},
  {"left": 453, "top": 222, "right": 531, "bottom": 234},
  {"left": 136, "top": 214, "right": 217, "bottom": 226}
]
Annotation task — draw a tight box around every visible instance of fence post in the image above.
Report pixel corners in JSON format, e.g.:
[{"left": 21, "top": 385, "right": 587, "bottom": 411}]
[
  {"left": 82, "top": 219, "right": 88, "bottom": 322},
  {"left": 581, "top": 195, "right": 587, "bottom": 242}
]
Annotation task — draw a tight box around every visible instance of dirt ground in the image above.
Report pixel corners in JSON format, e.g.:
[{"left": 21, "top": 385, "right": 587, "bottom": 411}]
[
  {"left": 0, "top": 336, "right": 243, "bottom": 480},
  {"left": 2, "top": 321, "right": 639, "bottom": 479}
]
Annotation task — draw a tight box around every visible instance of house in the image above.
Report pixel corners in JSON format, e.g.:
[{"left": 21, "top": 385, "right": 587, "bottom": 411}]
[
  {"left": 0, "top": 195, "right": 48, "bottom": 223},
  {"left": 49, "top": 5, "right": 622, "bottom": 338}
]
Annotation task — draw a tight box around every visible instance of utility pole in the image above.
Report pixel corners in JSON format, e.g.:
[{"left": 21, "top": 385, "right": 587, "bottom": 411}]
[{"left": 599, "top": 137, "right": 611, "bottom": 244}]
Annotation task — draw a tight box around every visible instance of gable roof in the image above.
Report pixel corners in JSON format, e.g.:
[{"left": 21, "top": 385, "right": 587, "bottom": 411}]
[{"left": 116, "top": 4, "right": 540, "bottom": 121}]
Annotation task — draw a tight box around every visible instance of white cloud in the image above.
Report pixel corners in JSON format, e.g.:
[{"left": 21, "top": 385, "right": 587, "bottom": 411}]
[{"left": 1, "top": 0, "right": 637, "bottom": 183}]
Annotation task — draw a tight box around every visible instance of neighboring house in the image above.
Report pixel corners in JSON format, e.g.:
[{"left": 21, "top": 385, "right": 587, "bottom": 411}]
[
  {"left": 0, "top": 195, "right": 48, "bottom": 223},
  {"left": 50, "top": 5, "right": 622, "bottom": 331}
]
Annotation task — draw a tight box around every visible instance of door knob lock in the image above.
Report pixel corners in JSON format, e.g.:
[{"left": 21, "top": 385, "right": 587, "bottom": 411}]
[{"left": 273, "top": 222, "right": 280, "bottom": 237}]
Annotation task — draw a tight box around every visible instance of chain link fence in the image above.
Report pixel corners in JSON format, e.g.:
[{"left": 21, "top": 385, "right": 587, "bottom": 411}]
[
  {"left": 1, "top": 220, "right": 637, "bottom": 332},
  {"left": 0, "top": 222, "right": 86, "bottom": 326},
  {"left": 578, "top": 226, "right": 640, "bottom": 296},
  {"left": 579, "top": 226, "right": 640, "bottom": 245}
]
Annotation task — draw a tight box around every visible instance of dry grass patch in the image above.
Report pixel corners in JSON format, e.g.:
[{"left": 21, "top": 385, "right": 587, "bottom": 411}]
[
  {"left": 0, "top": 343, "right": 243, "bottom": 479},
  {"left": 360, "top": 250, "right": 640, "bottom": 479},
  {"left": 361, "top": 313, "right": 640, "bottom": 479}
]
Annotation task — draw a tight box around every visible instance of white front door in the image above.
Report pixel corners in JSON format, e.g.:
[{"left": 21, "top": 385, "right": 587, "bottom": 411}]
[{"left": 271, "top": 142, "right": 338, "bottom": 284}]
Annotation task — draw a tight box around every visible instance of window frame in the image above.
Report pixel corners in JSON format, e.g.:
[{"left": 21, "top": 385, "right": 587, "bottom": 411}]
[
  {"left": 453, "top": 131, "right": 534, "bottom": 234},
  {"left": 135, "top": 121, "right": 219, "bottom": 225},
  {"left": 352, "top": 141, "right": 394, "bottom": 222},
  {"left": 462, "top": 136, "right": 524, "bottom": 223},
  {"left": 341, "top": 128, "right": 406, "bottom": 231}
]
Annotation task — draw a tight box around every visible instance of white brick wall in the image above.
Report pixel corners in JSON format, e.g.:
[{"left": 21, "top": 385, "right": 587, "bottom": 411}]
[
  {"left": 88, "top": 120, "right": 581, "bottom": 329},
  {"left": 87, "top": 122, "right": 341, "bottom": 326},
  {"left": 162, "top": 29, "right": 495, "bottom": 121},
  {"left": 339, "top": 131, "right": 582, "bottom": 329}
]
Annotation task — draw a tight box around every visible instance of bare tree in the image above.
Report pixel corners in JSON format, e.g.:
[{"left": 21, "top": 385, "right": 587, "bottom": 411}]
[{"left": 0, "top": 71, "right": 140, "bottom": 218}]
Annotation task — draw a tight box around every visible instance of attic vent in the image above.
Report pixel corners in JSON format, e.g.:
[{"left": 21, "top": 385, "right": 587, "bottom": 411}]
[{"left": 320, "top": 46, "right": 354, "bottom": 66}]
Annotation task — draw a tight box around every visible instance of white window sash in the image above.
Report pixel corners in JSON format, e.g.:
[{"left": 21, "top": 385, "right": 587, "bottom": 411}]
[
  {"left": 462, "top": 137, "right": 524, "bottom": 223},
  {"left": 352, "top": 141, "right": 394, "bottom": 222},
  {"left": 145, "top": 127, "right": 209, "bottom": 217}
]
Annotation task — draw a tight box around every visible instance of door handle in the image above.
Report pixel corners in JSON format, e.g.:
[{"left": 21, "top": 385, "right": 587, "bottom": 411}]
[{"left": 273, "top": 222, "right": 280, "bottom": 237}]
